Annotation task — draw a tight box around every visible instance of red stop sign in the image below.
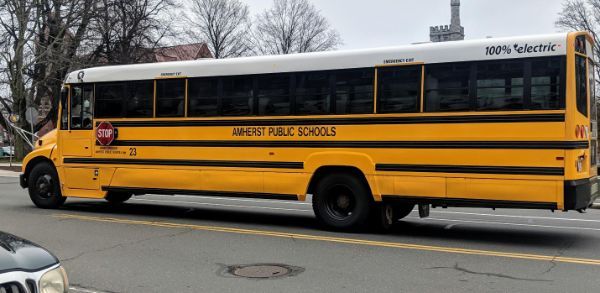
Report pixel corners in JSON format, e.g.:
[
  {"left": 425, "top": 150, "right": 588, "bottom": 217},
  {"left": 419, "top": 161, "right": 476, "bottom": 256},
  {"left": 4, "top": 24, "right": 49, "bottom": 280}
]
[{"left": 96, "top": 122, "right": 115, "bottom": 146}]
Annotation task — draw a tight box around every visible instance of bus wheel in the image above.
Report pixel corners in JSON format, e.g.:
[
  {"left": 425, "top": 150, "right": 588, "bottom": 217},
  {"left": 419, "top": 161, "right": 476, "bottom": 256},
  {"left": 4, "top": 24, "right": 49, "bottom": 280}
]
[
  {"left": 28, "top": 162, "right": 66, "bottom": 209},
  {"left": 105, "top": 192, "right": 132, "bottom": 204},
  {"left": 312, "top": 173, "right": 371, "bottom": 230},
  {"left": 393, "top": 203, "right": 416, "bottom": 221}
]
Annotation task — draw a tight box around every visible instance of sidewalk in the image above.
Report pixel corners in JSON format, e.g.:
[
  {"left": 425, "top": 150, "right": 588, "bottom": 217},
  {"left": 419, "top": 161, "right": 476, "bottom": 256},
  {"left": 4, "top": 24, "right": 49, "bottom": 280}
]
[
  {"left": 0, "top": 169, "right": 20, "bottom": 178},
  {"left": 0, "top": 162, "right": 21, "bottom": 173}
]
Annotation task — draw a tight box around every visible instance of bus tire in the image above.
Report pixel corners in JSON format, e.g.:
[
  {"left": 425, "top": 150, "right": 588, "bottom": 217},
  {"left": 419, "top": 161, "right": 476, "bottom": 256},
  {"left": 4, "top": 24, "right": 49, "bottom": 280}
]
[
  {"left": 393, "top": 203, "right": 415, "bottom": 221},
  {"left": 312, "top": 173, "right": 372, "bottom": 230},
  {"left": 105, "top": 192, "right": 132, "bottom": 204},
  {"left": 28, "top": 162, "right": 66, "bottom": 209}
]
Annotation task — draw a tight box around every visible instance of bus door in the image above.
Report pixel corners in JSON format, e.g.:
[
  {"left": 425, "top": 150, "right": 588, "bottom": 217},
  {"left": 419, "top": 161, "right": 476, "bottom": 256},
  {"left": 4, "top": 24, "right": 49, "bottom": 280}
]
[{"left": 60, "top": 84, "right": 99, "bottom": 190}]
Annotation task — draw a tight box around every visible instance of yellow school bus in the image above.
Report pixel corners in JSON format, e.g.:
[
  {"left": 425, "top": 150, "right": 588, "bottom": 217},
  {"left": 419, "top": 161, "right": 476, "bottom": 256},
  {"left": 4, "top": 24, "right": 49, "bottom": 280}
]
[{"left": 20, "top": 31, "right": 598, "bottom": 230}]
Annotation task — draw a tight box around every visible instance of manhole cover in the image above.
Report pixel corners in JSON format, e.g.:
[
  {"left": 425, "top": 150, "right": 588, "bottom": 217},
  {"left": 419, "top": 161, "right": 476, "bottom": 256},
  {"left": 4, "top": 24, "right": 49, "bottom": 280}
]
[
  {"left": 223, "top": 263, "right": 304, "bottom": 280},
  {"left": 233, "top": 265, "right": 290, "bottom": 278}
]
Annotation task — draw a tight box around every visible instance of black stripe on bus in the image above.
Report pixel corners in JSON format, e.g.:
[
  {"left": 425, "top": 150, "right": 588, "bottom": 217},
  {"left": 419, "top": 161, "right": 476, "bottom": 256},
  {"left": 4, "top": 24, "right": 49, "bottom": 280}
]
[
  {"left": 102, "top": 186, "right": 298, "bottom": 201},
  {"left": 63, "top": 158, "right": 303, "bottom": 169},
  {"left": 381, "top": 196, "right": 558, "bottom": 210},
  {"left": 100, "top": 113, "right": 565, "bottom": 128},
  {"left": 375, "top": 164, "right": 564, "bottom": 176},
  {"left": 105, "top": 140, "right": 589, "bottom": 150}
]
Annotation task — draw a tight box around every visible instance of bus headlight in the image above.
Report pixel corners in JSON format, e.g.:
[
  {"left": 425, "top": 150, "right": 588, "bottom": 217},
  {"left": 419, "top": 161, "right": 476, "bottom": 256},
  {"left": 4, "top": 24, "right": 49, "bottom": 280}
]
[{"left": 39, "top": 266, "right": 69, "bottom": 293}]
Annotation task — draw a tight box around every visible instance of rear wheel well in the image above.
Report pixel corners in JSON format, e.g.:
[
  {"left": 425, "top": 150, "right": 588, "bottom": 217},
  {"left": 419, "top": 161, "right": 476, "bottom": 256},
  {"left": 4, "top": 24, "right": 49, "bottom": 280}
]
[
  {"left": 25, "top": 157, "right": 55, "bottom": 182},
  {"left": 307, "top": 166, "right": 371, "bottom": 197}
]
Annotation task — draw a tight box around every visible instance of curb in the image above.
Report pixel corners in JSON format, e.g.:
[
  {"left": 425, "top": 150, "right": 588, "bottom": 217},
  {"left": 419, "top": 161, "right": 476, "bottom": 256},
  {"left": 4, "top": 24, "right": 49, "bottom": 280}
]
[{"left": 0, "top": 169, "right": 20, "bottom": 178}]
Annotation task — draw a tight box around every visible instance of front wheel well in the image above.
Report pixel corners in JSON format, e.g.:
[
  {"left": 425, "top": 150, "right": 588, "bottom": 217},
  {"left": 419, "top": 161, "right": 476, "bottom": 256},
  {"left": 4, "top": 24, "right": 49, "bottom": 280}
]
[
  {"left": 24, "top": 157, "right": 55, "bottom": 182},
  {"left": 306, "top": 166, "right": 372, "bottom": 197}
]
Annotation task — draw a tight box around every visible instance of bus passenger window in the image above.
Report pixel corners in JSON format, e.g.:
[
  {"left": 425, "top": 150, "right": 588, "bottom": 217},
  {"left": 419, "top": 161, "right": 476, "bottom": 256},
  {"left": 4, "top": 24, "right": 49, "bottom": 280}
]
[
  {"left": 476, "top": 60, "right": 524, "bottom": 111},
  {"left": 70, "top": 85, "right": 94, "bottom": 130},
  {"left": 425, "top": 63, "right": 471, "bottom": 112},
  {"left": 257, "top": 74, "right": 291, "bottom": 116},
  {"left": 335, "top": 69, "right": 374, "bottom": 114},
  {"left": 156, "top": 79, "right": 186, "bottom": 117},
  {"left": 81, "top": 86, "right": 94, "bottom": 129},
  {"left": 531, "top": 57, "right": 564, "bottom": 110},
  {"left": 70, "top": 87, "right": 83, "bottom": 129},
  {"left": 377, "top": 66, "right": 421, "bottom": 113},
  {"left": 188, "top": 78, "right": 219, "bottom": 117},
  {"left": 96, "top": 83, "right": 126, "bottom": 118},
  {"left": 296, "top": 72, "right": 331, "bottom": 115},
  {"left": 222, "top": 76, "right": 254, "bottom": 116},
  {"left": 125, "top": 81, "right": 154, "bottom": 118}
]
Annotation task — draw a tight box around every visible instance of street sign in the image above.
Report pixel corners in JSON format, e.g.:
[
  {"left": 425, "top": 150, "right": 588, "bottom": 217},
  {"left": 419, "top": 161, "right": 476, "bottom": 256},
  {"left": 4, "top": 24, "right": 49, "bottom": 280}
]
[
  {"left": 96, "top": 122, "right": 115, "bottom": 146},
  {"left": 25, "top": 107, "right": 38, "bottom": 125}
]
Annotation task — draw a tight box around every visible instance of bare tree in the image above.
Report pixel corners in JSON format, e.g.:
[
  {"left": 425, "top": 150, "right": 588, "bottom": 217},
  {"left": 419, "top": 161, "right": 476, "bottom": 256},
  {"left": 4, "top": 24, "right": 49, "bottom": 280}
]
[
  {"left": 557, "top": 0, "right": 600, "bottom": 66},
  {"left": 252, "top": 0, "right": 342, "bottom": 55},
  {"left": 186, "top": 0, "right": 251, "bottom": 59},
  {"left": 33, "top": 0, "right": 95, "bottom": 133},
  {"left": 557, "top": 0, "right": 600, "bottom": 120},
  {"left": 0, "top": 0, "right": 43, "bottom": 159},
  {"left": 0, "top": 0, "right": 95, "bottom": 159},
  {"left": 83, "top": 0, "right": 175, "bottom": 65}
]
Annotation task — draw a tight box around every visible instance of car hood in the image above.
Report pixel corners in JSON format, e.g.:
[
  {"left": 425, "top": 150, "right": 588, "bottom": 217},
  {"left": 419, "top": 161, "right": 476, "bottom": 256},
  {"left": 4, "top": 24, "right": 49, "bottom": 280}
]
[{"left": 0, "top": 231, "right": 59, "bottom": 273}]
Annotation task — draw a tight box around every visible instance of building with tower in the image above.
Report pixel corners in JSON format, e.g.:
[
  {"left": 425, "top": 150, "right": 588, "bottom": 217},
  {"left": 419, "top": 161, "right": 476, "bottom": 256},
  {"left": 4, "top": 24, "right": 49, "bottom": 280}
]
[{"left": 430, "top": 0, "right": 465, "bottom": 42}]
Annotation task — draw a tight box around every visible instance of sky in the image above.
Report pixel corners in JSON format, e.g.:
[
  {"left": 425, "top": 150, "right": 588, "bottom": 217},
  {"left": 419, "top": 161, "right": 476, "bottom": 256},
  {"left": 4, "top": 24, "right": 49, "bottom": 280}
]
[{"left": 243, "top": 0, "right": 568, "bottom": 50}]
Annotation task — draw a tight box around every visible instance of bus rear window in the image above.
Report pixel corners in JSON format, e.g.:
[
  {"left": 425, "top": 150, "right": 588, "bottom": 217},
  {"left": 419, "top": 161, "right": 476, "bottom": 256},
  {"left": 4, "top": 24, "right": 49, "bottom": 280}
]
[{"left": 576, "top": 55, "right": 588, "bottom": 117}]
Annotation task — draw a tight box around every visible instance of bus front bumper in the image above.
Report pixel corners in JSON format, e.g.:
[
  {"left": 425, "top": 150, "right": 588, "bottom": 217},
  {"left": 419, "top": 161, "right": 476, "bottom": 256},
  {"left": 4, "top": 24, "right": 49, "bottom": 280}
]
[
  {"left": 564, "top": 177, "right": 599, "bottom": 210},
  {"left": 19, "top": 174, "right": 27, "bottom": 189}
]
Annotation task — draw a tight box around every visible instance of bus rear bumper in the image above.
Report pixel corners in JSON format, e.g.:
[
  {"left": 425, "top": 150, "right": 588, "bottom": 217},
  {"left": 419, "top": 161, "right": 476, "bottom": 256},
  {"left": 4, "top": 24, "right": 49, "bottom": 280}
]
[{"left": 564, "top": 177, "right": 599, "bottom": 210}]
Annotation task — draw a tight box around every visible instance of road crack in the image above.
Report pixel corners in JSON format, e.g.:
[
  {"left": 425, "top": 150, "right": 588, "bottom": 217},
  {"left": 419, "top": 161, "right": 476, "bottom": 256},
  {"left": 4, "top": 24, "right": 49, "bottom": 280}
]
[
  {"left": 428, "top": 263, "right": 552, "bottom": 282},
  {"left": 61, "top": 229, "right": 193, "bottom": 263},
  {"left": 542, "top": 240, "right": 574, "bottom": 275}
]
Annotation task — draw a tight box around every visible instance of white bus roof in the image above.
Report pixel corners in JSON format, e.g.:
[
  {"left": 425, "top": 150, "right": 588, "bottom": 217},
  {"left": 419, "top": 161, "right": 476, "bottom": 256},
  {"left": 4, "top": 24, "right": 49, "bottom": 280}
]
[{"left": 66, "top": 33, "right": 570, "bottom": 84}]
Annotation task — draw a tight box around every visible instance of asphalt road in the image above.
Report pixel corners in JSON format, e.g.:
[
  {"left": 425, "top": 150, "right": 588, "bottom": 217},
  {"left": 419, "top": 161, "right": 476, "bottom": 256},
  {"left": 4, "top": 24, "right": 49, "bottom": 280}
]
[{"left": 1, "top": 172, "right": 600, "bottom": 293}]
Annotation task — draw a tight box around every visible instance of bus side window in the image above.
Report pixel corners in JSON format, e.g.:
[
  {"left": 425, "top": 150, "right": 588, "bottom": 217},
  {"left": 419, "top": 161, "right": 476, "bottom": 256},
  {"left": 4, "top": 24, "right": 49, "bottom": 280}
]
[
  {"left": 70, "top": 86, "right": 83, "bottom": 129},
  {"left": 425, "top": 62, "right": 471, "bottom": 112},
  {"left": 575, "top": 55, "right": 588, "bottom": 116},
  {"left": 156, "top": 79, "right": 186, "bottom": 117},
  {"left": 296, "top": 71, "right": 331, "bottom": 115},
  {"left": 335, "top": 69, "right": 374, "bottom": 114},
  {"left": 126, "top": 81, "right": 154, "bottom": 118},
  {"left": 531, "top": 57, "right": 564, "bottom": 110},
  {"left": 81, "top": 86, "right": 94, "bottom": 129},
  {"left": 377, "top": 66, "right": 421, "bottom": 113},
  {"left": 188, "top": 78, "right": 219, "bottom": 117},
  {"left": 96, "top": 83, "right": 126, "bottom": 118},
  {"left": 222, "top": 76, "right": 254, "bottom": 116},
  {"left": 476, "top": 60, "right": 524, "bottom": 111},
  {"left": 257, "top": 74, "right": 291, "bottom": 116},
  {"left": 70, "top": 85, "right": 94, "bottom": 130}
]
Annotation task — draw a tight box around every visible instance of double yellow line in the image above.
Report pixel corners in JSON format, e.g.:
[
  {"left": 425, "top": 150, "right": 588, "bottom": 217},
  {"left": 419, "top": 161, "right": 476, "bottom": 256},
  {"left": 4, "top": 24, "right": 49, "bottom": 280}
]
[{"left": 54, "top": 213, "right": 600, "bottom": 266}]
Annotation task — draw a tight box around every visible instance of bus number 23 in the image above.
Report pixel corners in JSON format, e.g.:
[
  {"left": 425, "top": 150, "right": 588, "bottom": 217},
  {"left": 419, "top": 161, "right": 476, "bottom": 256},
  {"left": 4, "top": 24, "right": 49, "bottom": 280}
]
[{"left": 129, "top": 148, "right": 137, "bottom": 156}]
